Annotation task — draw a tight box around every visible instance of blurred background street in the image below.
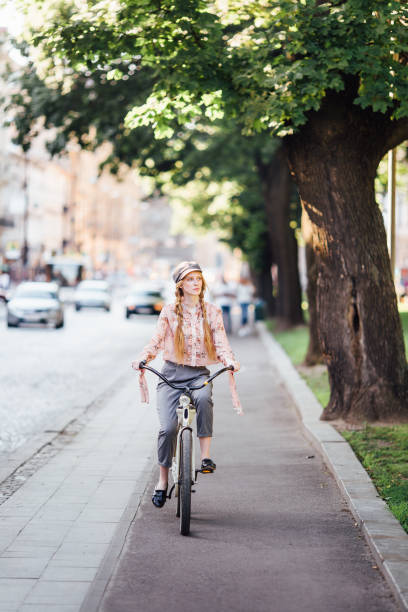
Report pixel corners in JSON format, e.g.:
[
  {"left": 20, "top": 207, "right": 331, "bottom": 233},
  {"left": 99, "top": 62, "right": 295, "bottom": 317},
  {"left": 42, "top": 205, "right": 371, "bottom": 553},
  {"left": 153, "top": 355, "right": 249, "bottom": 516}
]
[{"left": 0, "top": 296, "right": 157, "bottom": 453}]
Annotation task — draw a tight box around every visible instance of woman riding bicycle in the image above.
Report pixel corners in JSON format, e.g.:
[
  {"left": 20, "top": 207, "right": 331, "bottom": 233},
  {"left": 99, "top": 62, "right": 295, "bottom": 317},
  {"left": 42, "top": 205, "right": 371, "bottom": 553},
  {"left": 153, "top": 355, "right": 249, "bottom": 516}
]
[{"left": 132, "top": 261, "right": 241, "bottom": 509}]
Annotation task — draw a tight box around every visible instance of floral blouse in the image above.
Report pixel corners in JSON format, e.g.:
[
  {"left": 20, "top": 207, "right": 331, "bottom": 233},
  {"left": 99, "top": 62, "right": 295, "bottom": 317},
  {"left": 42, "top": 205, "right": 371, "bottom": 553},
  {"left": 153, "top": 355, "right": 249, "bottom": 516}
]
[{"left": 139, "top": 302, "right": 237, "bottom": 367}]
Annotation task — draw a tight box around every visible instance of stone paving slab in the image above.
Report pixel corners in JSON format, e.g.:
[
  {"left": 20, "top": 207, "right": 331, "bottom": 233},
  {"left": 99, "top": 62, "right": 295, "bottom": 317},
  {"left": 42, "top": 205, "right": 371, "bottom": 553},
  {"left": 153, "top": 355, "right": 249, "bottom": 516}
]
[
  {"left": 258, "top": 322, "right": 408, "bottom": 611},
  {"left": 0, "top": 557, "right": 49, "bottom": 579},
  {"left": 0, "top": 371, "right": 157, "bottom": 611},
  {"left": 0, "top": 372, "right": 130, "bottom": 500}
]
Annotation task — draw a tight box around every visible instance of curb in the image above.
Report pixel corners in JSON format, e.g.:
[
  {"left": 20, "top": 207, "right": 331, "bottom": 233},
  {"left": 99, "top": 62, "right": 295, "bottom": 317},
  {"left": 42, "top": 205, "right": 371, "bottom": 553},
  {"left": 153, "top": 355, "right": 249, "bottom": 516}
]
[
  {"left": 79, "top": 458, "right": 156, "bottom": 612},
  {"left": 78, "top": 366, "right": 160, "bottom": 611},
  {"left": 257, "top": 322, "right": 408, "bottom": 612}
]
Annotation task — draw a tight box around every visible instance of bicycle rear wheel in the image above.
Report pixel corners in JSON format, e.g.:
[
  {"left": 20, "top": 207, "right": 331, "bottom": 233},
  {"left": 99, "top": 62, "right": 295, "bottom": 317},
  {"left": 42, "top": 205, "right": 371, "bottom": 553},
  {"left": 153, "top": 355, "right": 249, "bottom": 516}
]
[{"left": 179, "top": 428, "right": 192, "bottom": 536}]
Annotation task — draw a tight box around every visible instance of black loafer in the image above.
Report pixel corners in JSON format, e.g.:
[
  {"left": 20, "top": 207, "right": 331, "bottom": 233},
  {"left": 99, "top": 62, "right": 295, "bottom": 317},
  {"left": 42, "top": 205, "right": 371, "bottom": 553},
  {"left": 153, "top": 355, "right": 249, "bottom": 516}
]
[
  {"left": 201, "top": 458, "right": 216, "bottom": 473},
  {"left": 152, "top": 488, "right": 167, "bottom": 508}
]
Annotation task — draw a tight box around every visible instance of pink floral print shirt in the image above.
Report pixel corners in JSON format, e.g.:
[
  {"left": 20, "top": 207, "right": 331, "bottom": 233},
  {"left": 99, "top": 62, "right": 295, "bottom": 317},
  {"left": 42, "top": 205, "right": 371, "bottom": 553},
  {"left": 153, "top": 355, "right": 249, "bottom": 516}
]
[{"left": 140, "top": 302, "right": 237, "bottom": 367}]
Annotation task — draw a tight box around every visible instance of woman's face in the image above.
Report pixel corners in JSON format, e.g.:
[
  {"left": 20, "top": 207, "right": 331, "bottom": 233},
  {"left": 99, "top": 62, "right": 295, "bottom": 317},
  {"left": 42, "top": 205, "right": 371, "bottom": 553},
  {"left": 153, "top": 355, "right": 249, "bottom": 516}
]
[{"left": 181, "top": 272, "right": 203, "bottom": 297}]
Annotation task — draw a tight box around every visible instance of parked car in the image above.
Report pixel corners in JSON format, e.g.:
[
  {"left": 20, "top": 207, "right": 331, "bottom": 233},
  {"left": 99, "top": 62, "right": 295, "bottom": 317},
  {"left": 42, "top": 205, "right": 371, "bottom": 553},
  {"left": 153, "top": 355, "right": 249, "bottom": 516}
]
[
  {"left": 125, "top": 286, "right": 164, "bottom": 317},
  {"left": 74, "top": 280, "right": 111, "bottom": 311},
  {"left": 7, "top": 281, "right": 64, "bottom": 328}
]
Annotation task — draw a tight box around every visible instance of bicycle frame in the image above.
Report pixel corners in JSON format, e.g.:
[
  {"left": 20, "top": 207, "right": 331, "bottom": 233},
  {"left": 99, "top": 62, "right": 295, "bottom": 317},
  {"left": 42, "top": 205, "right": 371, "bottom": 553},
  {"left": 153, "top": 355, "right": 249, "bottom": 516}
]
[{"left": 172, "top": 394, "right": 196, "bottom": 497}]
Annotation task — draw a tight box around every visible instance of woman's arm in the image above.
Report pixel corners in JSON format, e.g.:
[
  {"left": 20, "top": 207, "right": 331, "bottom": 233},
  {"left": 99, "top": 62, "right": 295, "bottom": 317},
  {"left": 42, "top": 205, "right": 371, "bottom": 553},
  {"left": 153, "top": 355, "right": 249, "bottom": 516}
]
[
  {"left": 131, "top": 306, "right": 169, "bottom": 369},
  {"left": 211, "top": 305, "right": 240, "bottom": 371}
]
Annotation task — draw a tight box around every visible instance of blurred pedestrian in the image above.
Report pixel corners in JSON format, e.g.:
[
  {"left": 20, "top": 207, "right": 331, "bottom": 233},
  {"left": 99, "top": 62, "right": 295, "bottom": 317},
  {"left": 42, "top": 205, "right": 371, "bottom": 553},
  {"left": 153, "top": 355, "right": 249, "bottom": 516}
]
[
  {"left": 237, "top": 277, "right": 254, "bottom": 327},
  {"left": 212, "top": 275, "right": 237, "bottom": 334},
  {"left": 0, "top": 269, "right": 10, "bottom": 290}
]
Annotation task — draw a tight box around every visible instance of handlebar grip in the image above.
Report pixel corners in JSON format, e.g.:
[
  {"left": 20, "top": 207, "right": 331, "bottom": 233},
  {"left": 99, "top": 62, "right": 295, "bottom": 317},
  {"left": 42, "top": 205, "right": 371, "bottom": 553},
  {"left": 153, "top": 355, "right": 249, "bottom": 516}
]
[{"left": 139, "top": 360, "right": 147, "bottom": 369}]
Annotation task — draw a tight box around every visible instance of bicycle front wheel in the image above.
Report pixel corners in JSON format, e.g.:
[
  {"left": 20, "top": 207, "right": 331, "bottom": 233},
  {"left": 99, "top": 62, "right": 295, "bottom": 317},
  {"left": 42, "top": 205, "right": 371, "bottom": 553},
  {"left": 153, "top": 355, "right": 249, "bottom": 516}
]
[{"left": 179, "top": 428, "right": 192, "bottom": 536}]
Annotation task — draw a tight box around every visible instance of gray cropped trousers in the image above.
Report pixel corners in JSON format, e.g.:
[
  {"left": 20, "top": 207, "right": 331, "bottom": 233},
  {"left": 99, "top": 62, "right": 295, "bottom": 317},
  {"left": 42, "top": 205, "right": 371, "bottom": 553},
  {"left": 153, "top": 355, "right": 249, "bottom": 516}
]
[{"left": 156, "top": 361, "right": 213, "bottom": 468}]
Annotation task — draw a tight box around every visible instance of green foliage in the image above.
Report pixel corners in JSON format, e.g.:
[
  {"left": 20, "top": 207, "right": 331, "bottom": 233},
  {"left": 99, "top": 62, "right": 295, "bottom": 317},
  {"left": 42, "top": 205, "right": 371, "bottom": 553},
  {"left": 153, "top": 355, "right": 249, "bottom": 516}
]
[
  {"left": 5, "top": 46, "right": 158, "bottom": 165},
  {"left": 4, "top": 35, "right": 271, "bottom": 273},
  {"left": 10, "top": 0, "right": 408, "bottom": 274},
  {"left": 163, "top": 122, "right": 274, "bottom": 273},
  {"left": 10, "top": 0, "right": 407, "bottom": 285},
  {"left": 19, "top": 0, "right": 408, "bottom": 137}
]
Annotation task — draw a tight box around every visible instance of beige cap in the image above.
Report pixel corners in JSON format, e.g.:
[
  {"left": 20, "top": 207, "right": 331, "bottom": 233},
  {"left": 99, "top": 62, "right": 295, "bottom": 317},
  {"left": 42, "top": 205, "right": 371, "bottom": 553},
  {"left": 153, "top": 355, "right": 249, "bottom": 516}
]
[{"left": 172, "top": 261, "right": 202, "bottom": 284}]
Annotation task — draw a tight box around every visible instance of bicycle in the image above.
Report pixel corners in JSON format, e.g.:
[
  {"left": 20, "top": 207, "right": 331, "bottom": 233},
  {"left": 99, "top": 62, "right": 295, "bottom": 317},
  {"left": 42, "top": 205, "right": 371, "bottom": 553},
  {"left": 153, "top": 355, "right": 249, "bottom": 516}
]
[{"left": 139, "top": 361, "right": 234, "bottom": 536}]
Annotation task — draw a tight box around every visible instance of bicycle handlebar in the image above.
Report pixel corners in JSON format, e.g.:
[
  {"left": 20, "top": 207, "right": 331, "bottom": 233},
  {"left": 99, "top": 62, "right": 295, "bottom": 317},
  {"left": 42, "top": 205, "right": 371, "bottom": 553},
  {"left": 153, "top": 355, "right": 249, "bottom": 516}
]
[{"left": 138, "top": 361, "right": 233, "bottom": 391}]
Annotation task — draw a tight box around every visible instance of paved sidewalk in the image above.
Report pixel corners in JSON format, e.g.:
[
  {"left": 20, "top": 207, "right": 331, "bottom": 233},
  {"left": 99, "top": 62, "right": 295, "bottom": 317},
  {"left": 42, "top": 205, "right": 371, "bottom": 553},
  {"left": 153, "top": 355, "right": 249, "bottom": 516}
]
[
  {"left": 91, "top": 334, "right": 397, "bottom": 612},
  {"left": 0, "top": 373, "right": 158, "bottom": 611},
  {"left": 258, "top": 323, "right": 408, "bottom": 610}
]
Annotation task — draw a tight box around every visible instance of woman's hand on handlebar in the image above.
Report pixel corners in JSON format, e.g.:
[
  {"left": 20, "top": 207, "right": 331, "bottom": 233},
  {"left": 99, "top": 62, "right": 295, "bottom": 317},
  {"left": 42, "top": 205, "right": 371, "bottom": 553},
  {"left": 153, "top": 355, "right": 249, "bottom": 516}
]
[
  {"left": 131, "top": 359, "right": 146, "bottom": 371},
  {"left": 229, "top": 361, "right": 241, "bottom": 373}
]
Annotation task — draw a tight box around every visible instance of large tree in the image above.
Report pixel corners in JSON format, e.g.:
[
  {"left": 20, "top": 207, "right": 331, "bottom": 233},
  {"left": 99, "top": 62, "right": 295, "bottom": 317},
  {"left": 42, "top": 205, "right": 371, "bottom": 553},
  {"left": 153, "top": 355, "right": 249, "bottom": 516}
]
[
  {"left": 17, "top": 0, "right": 408, "bottom": 421},
  {"left": 6, "top": 45, "right": 303, "bottom": 325}
]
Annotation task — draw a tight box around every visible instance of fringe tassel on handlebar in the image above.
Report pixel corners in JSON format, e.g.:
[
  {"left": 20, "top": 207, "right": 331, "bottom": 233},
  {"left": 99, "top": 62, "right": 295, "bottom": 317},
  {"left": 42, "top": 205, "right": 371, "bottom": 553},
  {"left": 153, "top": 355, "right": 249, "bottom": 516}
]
[
  {"left": 139, "top": 369, "right": 149, "bottom": 404},
  {"left": 229, "top": 371, "right": 243, "bottom": 415}
]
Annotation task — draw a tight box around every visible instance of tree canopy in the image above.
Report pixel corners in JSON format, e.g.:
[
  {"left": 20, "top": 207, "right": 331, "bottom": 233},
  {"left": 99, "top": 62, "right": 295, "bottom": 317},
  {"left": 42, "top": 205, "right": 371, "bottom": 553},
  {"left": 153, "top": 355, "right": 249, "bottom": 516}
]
[
  {"left": 18, "top": 0, "right": 408, "bottom": 139},
  {"left": 6, "top": 41, "right": 273, "bottom": 279}
]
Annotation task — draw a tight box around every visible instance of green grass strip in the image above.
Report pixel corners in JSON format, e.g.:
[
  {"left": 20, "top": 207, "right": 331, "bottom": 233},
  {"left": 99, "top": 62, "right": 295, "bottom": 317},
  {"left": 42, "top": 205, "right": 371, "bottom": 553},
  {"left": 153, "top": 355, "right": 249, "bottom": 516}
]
[
  {"left": 266, "top": 312, "right": 408, "bottom": 534},
  {"left": 342, "top": 425, "right": 408, "bottom": 533},
  {"left": 265, "top": 320, "right": 330, "bottom": 405}
]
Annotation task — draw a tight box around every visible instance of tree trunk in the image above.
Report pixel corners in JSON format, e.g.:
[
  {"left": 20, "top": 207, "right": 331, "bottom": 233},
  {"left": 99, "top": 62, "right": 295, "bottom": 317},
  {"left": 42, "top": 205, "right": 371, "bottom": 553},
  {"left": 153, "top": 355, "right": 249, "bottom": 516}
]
[
  {"left": 257, "top": 147, "right": 304, "bottom": 329},
  {"left": 285, "top": 94, "right": 408, "bottom": 422},
  {"left": 250, "top": 248, "right": 276, "bottom": 317},
  {"left": 302, "top": 208, "right": 323, "bottom": 365},
  {"left": 261, "top": 259, "right": 275, "bottom": 318}
]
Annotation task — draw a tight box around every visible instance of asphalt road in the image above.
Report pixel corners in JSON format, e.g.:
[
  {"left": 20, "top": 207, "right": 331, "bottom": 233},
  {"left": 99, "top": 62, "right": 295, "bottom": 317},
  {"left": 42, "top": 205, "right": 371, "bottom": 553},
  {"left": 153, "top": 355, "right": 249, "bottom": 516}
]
[
  {"left": 99, "top": 334, "right": 397, "bottom": 612},
  {"left": 0, "top": 298, "right": 157, "bottom": 453}
]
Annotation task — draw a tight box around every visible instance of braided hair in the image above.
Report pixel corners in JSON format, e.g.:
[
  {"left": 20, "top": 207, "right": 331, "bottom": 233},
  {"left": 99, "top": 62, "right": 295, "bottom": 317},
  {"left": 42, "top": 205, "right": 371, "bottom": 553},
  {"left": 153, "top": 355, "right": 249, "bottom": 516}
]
[{"left": 174, "top": 274, "right": 217, "bottom": 363}]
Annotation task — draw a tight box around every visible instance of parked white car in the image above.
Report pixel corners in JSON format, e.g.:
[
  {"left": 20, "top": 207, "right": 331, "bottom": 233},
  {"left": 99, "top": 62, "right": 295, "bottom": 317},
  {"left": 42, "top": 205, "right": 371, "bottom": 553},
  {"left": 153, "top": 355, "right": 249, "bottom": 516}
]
[
  {"left": 7, "top": 281, "right": 64, "bottom": 328},
  {"left": 74, "top": 280, "right": 111, "bottom": 311}
]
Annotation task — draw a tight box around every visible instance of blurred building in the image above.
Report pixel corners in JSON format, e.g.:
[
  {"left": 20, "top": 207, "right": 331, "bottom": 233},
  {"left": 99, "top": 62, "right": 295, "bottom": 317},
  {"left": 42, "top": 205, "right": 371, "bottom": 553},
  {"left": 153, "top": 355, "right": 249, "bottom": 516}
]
[
  {"left": 0, "top": 120, "right": 148, "bottom": 281},
  {"left": 0, "top": 32, "right": 157, "bottom": 282}
]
